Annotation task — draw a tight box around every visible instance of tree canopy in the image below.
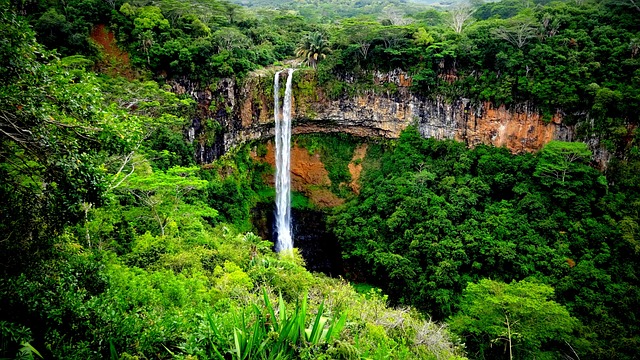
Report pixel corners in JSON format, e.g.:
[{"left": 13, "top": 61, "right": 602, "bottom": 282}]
[{"left": 1, "top": 0, "right": 639, "bottom": 358}]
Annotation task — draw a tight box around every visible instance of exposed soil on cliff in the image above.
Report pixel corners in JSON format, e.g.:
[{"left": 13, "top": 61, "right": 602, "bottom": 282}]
[
  {"left": 348, "top": 144, "right": 368, "bottom": 194},
  {"left": 90, "top": 24, "right": 134, "bottom": 79},
  {"left": 253, "top": 141, "right": 344, "bottom": 207},
  {"left": 307, "top": 188, "right": 344, "bottom": 207}
]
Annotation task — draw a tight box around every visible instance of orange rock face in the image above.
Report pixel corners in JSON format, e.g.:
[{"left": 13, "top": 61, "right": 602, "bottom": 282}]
[
  {"left": 460, "top": 102, "right": 564, "bottom": 153},
  {"left": 253, "top": 141, "right": 343, "bottom": 208}
]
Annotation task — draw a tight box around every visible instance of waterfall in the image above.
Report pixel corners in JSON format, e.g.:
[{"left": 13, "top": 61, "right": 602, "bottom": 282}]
[{"left": 274, "top": 68, "right": 295, "bottom": 252}]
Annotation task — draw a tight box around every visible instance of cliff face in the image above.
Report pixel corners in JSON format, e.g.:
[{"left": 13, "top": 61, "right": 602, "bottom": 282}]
[
  {"left": 252, "top": 141, "right": 345, "bottom": 208},
  {"left": 172, "top": 69, "right": 575, "bottom": 163}
]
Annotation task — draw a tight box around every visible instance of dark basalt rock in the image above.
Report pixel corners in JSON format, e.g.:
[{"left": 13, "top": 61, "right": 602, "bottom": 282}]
[{"left": 251, "top": 203, "right": 344, "bottom": 276}]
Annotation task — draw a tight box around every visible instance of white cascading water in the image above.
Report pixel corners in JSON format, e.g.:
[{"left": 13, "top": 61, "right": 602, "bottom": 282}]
[{"left": 274, "top": 68, "right": 295, "bottom": 252}]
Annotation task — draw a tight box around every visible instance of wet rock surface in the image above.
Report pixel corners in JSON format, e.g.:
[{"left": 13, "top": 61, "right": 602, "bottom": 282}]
[{"left": 251, "top": 203, "right": 344, "bottom": 276}]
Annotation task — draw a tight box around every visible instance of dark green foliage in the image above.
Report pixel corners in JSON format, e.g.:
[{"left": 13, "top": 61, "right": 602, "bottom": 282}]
[
  {"left": 29, "top": 0, "right": 112, "bottom": 57},
  {"left": 232, "top": 0, "right": 426, "bottom": 22},
  {"left": 317, "top": 1, "right": 639, "bottom": 153},
  {"left": 146, "top": 127, "right": 196, "bottom": 170},
  {"left": 331, "top": 127, "right": 639, "bottom": 359},
  {"left": 0, "top": 321, "right": 43, "bottom": 359},
  {"left": 0, "top": 6, "right": 110, "bottom": 273},
  {"left": 474, "top": 0, "right": 528, "bottom": 20},
  {"left": 113, "top": 0, "right": 313, "bottom": 81},
  {"left": 3, "top": 0, "right": 640, "bottom": 359},
  {"left": 201, "top": 146, "right": 271, "bottom": 231}
]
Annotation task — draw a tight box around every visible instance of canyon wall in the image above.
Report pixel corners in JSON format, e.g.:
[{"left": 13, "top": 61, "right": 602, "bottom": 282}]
[{"left": 171, "top": 69, "right": 575, "bottom": 164}]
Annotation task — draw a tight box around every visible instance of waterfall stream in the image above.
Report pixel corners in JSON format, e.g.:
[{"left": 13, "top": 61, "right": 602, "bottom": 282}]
[{"left": 274, "top": 69, "right": 294, "bottom": 252}]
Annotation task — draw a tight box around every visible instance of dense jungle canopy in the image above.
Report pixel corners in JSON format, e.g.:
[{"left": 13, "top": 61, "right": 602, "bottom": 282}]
[{"left": 0, "top": 0, "right": 639, "bottom": 358}]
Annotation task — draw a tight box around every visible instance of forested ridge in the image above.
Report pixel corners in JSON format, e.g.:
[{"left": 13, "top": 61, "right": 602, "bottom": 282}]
[{"left": 1, "top": 0, "right": 639, "bottom": 358}]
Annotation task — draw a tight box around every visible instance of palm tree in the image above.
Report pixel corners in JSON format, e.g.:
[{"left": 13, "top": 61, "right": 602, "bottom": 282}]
[{"left": 295, "top": 31, "right": 331, "bottom": 69}]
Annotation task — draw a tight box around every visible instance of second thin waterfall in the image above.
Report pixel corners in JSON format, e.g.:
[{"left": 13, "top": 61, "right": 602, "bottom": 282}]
[{"left": 274, "top": 68, "right": 295, "bottom": 253}]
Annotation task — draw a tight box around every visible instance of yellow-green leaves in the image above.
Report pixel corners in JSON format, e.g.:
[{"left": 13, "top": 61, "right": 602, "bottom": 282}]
[{"left": 450, "top": 279, "right": 578, "bottom": 359}]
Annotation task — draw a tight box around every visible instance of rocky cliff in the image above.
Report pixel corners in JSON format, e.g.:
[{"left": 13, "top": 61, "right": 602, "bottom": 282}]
[{"left": 172, "top": 69, "right": 575, "bottom": 164}]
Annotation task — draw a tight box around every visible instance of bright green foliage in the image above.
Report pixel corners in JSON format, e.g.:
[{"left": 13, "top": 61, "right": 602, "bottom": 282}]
[
  {"left": 118, "top": 164, "right": 214, "bottom": 237},
  {"left": 414, "top": 27, "right": 435, "bottom": 46},
  {"left": 2, "top": 187, "right": 464, "bottom": 359},
  {"left": 228, "top": 290, "right": 347, "bottom": 359},
  {"left": 0, "top": 6, "right": 109, "bottom": 271},
  {"left": 316, "top": 0, "right": 639, "bottom": 152},
  {"left": 449, "top": 279, "right": 578, "bottom": 359},
  {"left": 534, "top": 141, "right": 598, "bottom": 200},
  {"left": 3, "top": 0, "right": 640, "bottom": 359},
  {"left": 130, "top": 6, "right": 171, "bottom": 33},
  {"left": 535, "top": 141, "right": 592, "bottom": 179},
  {"left": 114, "top": 0, "right": 311, "bottom": 80},
  {"left": 234, "top": 0, "right": 424, "bottom": 21},
  {"left": 201, "top": 146, "right": 271, "bottom": 231},
  {"left": 0, "top": 11, "right": 464, "bottom": 356}
]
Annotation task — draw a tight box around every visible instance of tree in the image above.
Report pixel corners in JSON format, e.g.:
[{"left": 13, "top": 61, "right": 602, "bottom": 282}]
[
  {"left": 295, "top": 31, "right": 331, "bottom": 69},
  {"left": 377, "top": 26, "right": 406, "bottom": 49},
  {"left": 534, "top": 140, "right": 602, "bottom": 203},
  {"left": 221, "top": 1, "right": 242, "bottom": 24},
  {"left": 138, "top": 30, "right": 155, "bottom": 64},
  {"left": 413, "top": 27, "right": 435, "bottom": 47},
  {"left": 631, "top": 38, "right": 639, "bottom": 58},
  {"left": 449, "top": 279, "right": 578, "bottom": 360},
  {"left": 381, "top": 7, "right": 412, "bottom": 26},
  {"left": 120, "top": 164, "right": 215, "bottom": 237},
  {"left": 492, "top": 19, "right": 537, "bottom": 49},
  {"left": 623, "top": 0, "right": 640, "bottom": 12},
  {"left": 0, "top": 7, "right": 114, "bottom": 272},
  {"left": 339, "top": 20, "right": 379, "bottom": 60},
  {"left": 120, "top": 4, "right": 170, "bottom": 65},
  {"left": 212, "top": 27, "right": 251, "bottom": 53},
  {"left": 534, "top": 141, "right": 592, "bottom": 186},
  {"left": 34, "top": 8, "right": 71, "bottom": 51},
  {"left": 447, "top": 3, "right": 475, "bottom": 34}
]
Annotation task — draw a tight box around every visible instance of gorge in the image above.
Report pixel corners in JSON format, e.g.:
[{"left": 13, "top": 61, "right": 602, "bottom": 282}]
[
  {"left": 3, "top": 0, "right": 638, "bottom": 358},
  {"left": 175, "top": 67, "right": 594, "bottom": 274}
]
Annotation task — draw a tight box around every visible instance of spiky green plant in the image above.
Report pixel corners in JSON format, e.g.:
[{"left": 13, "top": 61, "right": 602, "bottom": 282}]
[{"left": 231, "top": 289, "right": 348, "bottom": 359}]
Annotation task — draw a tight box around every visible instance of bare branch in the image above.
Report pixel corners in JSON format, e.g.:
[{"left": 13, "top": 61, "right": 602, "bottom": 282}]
[
  {"left": 492, "top": 20, "right": 537, "bottom": 49},
  {"left": 382, "top": 7, "right": 413, "bottom": 26},
  {"left": 447, "top": 3, "right": 475, "bottom": 34}
]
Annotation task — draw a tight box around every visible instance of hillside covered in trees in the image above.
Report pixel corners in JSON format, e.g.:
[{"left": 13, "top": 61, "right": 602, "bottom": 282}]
[{"left": 1, "top": 0, "right": 639, "bottom": 359}]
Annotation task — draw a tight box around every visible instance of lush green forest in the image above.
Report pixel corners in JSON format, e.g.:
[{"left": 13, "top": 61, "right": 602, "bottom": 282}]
[
  {"left": 1, "top": 0, "right": 639, "bottom": 358},
  {"left": 330, "top": 129, "right": 640, "bottom": 358},
  {"left": 229, "top": 0, "right": 429, "bottom": 22}
]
